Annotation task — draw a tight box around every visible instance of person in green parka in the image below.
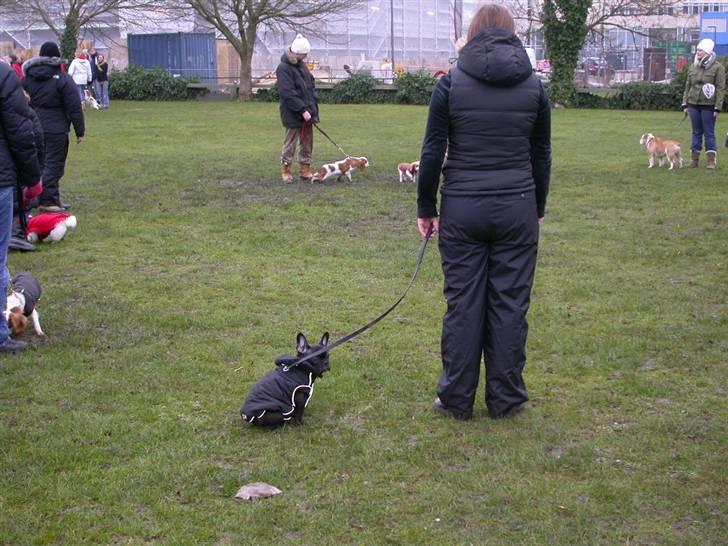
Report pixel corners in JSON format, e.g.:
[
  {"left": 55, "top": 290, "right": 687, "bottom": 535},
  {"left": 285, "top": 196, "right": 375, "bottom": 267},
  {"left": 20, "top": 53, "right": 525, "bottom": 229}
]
[{"left": 681, "top": 38, "right": 726, "bottom": 170}]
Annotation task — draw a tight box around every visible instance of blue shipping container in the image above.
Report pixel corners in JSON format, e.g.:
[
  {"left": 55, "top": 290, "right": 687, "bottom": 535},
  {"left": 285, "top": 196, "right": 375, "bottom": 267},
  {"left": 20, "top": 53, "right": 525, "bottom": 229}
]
[
  {"left": 700, "top": 13, "right": 728, "bottom": 51},
  {"left": 128, "top": 33, "right": 216, "bottom": 82}
]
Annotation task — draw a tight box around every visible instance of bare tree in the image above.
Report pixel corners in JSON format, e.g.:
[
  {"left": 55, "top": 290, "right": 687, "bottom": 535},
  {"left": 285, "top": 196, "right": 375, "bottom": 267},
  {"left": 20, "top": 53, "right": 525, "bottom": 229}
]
[
  {"left": 2, "top": 0, "right": 159, "bottom": 59},
  {"left": 179, "top": 0, "right": 361, "bottom": 100},
  {"left": 512, "top": 0, "right": 685, "bottom": 45}
]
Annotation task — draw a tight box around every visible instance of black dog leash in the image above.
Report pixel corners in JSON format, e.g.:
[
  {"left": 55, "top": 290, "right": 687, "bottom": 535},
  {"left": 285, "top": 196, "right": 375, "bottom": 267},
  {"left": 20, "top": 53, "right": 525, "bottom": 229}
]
[
  {"left": 283, "top": 225, "right": 435, "bottom": 371},
  {"left": 313, "top": 123, "right": 351, "bottom": 158}
]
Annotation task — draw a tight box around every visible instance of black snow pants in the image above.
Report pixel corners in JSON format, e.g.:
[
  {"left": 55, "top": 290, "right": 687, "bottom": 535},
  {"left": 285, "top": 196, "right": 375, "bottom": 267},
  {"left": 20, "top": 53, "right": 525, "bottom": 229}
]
[
  {"left": 40, "top": 132, "right": 69, "bottom": 206},
  {"left": 437, "top": 191, "right": 539, "bottom": 419}
]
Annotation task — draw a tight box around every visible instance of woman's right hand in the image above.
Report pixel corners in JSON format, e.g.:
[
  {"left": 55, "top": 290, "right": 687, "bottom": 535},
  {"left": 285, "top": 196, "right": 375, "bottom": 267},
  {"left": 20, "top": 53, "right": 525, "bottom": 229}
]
[{"left": 417, "top": 217, "right": 439, "bottom": 238}]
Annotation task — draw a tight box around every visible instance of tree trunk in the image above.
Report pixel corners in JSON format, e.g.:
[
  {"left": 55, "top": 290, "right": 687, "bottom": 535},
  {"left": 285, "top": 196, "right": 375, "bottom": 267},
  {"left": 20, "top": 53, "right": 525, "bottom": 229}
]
[
  {"left": 238, "top": 48, "right": 254, "bottom": 100},
  {"left": 61, "top": 11, "right": 80, "bottom": 61},
  {"left": 541, "top": 0, "right": 590, "bottom": 105},
  {"left": 237, "top": 24, "right": 258, "bottom": 101}
]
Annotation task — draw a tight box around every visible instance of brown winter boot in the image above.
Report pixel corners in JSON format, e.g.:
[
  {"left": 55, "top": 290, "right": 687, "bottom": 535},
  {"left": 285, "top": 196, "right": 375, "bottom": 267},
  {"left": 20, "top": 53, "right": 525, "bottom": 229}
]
[
  {"left": 299, "top": 163, "right": 313, "bottom": 182},
  {"left": 281, "top": 161, "right": 293, "bottom": 183},
  {"left": 688, "top": 150, "right": 700, "bottom": 168},
  {"left": 706, "top": 151, "right": 717, "bottom": 170}
]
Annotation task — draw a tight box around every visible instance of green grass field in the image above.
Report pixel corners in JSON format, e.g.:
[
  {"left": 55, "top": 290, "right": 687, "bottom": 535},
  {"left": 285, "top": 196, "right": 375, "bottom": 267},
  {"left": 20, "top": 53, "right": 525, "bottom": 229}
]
[{"left": 1, "top": 102, "right": 726, "bottom": 545}]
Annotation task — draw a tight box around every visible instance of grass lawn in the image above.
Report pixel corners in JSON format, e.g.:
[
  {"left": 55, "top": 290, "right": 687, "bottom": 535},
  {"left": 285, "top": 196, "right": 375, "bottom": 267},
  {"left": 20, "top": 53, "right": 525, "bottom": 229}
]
[{"left": 1, "top": 101, "right": 726, "bottom": 545}]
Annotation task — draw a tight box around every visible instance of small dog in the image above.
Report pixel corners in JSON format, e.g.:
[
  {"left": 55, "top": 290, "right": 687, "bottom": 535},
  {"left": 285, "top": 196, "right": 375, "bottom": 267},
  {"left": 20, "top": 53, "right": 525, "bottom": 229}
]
[
  {"left": 312, "top": 156, "right": 369, "bottom": 182},
  {"left": 27, "top": 213, "right": 77, "bottom": 243},
  {"left": 397, "top": 161, "right": 419, "bottom": 182},
  {"left": 84, "top": 89, "right": 100, "bottom": 110},
  {"left": 3, "top": 272, "right": 44, "bottom": 336},
  {"left": 241, "top": 332, "right": 330, "bottom": 426},
  {"left": 639, "top": 133, "right": 684, "bottom": 169}
]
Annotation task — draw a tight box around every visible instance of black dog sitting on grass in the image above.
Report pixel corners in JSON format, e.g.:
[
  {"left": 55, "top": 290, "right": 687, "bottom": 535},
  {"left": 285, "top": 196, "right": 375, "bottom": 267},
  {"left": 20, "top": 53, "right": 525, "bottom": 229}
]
[{"left": 241, "top": 332, "right": 330, "bottom": 426}]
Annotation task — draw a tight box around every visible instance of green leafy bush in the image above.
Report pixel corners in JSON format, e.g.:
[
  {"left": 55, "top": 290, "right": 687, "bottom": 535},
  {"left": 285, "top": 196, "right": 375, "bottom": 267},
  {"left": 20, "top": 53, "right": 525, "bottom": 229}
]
[
  {"left": 328, "top": 73, "right": 382, "bottom": 104},
  {"left": 396, "top": 70, "right": 437, "bottom": 104},
  {"left": 109, "top": 65, "right": 205, "bottom": 101},
  {"left": 612, "top": 81, "right": 677, "bottom": 110},
  {"left": 252, "top": 83, "right": 279, "bottom": 102}
]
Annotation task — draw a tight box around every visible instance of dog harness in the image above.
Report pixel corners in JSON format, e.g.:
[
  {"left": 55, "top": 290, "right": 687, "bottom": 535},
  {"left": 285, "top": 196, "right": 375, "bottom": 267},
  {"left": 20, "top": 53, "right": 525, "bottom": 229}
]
[{"left": 11, "top": 272, "right": 42, "bottom": 316}]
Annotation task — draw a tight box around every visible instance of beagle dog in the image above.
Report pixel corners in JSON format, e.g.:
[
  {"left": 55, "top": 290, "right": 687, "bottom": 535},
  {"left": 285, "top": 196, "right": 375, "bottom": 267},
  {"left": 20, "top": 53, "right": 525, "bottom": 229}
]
[
  {"left": 397, "top": 161, "right": 419, "bottom": 182},
  {"left": 4, "top": 272, "right": 44, "bottom": 336},
  {"left": 639, "top": 133, "right": 684, "bottom": 169},
  {"left": 312, "top": 156, "right": 369, "bottom": 182}
]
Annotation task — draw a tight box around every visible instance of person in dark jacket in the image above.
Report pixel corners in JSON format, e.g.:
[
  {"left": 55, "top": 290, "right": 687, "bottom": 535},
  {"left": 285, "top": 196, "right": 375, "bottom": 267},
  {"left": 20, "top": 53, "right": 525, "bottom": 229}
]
[
  {"left": 0, "top": 61, "right": 42, "bottom": 352},
  {"left": 9, "top": 91, "right": 44, "bottom": 252},
  {"left": 276, "top": 33, "right": 319, "bottom": 182},
  {"left": 94, "top": 53, "right": 110, "bottom": 108},
  {"left": 417, "top": 4, "right": 551, "bottom": 420},
  {"left": 22, "top": 41, "right": 84, "bottom": 213}
]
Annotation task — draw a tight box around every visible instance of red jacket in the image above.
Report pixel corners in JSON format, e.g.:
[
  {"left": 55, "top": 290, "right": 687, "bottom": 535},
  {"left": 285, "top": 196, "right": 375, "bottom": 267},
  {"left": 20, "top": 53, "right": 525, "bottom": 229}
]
[
  {"left": 27, "top": 213, "right": 70, "bottom": 239},
  {"left": 11, "top": 62, "right": 23, "bottom": 79}
]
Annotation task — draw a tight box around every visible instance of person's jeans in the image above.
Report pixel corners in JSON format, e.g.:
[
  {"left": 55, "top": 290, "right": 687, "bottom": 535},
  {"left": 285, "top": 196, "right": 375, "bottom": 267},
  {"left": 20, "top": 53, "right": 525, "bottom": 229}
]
[
  {"left": 688, "top": 106, "right": 717, "bottom": 152},
  {"left": 0, "top": 186, "right": 15, "bottom": 344},
  {"left": 97, "top": 81, "right": 109, "bottom": 107},
  {"left": 76, "top": 84, "right": 86, "bottom": 102}
]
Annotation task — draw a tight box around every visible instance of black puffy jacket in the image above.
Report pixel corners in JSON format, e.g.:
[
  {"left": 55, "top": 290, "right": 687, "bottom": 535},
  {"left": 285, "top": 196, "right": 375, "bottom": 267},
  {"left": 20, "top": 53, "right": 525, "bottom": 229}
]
[
  {"left": 418, "top": 28, "right": 551, "bottom": 217},
  {"left": 0, "top": 62, "right": 41, "bottom": 189},
  {"left": 276, "top": 50, "right": 319, "bottom": 128},
  {"left": 22, "top": 57, "right": 84, "bottom": 137}
]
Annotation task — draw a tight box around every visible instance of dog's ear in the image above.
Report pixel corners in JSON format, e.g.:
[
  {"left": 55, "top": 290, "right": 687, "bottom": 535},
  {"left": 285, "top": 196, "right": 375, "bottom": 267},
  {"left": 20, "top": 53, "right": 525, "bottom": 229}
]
[
  {"left": 9, "top": 310, "right": 27, "bottom": 336},
  {"left": 296, "top": 333, "right": 309, "bottom": 354},
  {"left": 320, "top": 332, "right": 329, "bottom": 346}
]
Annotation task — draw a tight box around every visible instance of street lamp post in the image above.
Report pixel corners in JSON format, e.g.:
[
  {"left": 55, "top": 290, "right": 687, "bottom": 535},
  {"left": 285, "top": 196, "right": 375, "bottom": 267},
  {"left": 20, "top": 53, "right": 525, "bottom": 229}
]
[{"left": 390, "top": 0, "right": 395, "bottom": 69}]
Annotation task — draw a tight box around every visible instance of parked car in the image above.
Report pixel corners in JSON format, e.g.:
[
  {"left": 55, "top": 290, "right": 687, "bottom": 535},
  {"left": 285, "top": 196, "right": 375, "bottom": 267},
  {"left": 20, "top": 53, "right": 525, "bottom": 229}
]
[
  {"left": 536, "top": 59, "right": 552, "bottom": 72},
  {"left": 583, "top": 58, "right": 607, "bottom": 75}
]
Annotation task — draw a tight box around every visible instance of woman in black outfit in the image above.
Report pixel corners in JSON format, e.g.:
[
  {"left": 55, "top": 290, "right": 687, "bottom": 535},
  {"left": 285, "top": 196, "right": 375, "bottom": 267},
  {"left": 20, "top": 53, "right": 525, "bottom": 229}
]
[
  {"left": 22, "top": 41, "right": 84, "bottom": 212},
  {"left": 417, "top": 4, "right": 551, "bottom": 420}
]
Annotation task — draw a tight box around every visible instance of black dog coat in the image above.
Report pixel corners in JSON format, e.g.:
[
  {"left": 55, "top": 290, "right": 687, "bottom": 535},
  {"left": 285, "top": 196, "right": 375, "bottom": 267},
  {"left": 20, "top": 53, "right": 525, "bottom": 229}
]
[
  {"left": 11, "top": 272, "right": 42, "bottom": 316},
  {"left": 241, "top": 332, "right": 330, "bottom": 426},
  {"left": 241, "top": 360, "right": 315, "bottom": 424}
]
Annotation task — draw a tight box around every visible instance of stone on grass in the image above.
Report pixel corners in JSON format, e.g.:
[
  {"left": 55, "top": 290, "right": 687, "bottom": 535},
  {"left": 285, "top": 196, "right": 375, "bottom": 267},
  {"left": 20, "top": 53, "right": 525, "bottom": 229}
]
[{"left": 234, "top": 482, "right": 282, "bottom": 501}]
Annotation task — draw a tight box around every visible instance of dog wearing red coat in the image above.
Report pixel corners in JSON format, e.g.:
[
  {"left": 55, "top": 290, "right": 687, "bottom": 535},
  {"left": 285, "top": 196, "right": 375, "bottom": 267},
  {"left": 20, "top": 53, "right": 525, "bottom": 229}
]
[{"left": 26, "top": 213, "right": 77, "bottom": 243}]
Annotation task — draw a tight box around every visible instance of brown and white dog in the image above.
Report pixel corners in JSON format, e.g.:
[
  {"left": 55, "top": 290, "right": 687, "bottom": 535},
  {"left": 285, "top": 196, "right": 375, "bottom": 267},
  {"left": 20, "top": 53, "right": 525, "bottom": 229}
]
[
  {"left": 312, "top": 156, "right": 369, "bottom": 182},
  {"left": 397, "top": 161, "right": 419, "bottom": 182},
  {"left": 3, "top": 272, "right": 44, "bottom": 337},
  {"left": 84, "top": 89, "right": 100, "bottom": 110},
  {"left": 639, "top": 133, "right": 684, "bottom": 169}
]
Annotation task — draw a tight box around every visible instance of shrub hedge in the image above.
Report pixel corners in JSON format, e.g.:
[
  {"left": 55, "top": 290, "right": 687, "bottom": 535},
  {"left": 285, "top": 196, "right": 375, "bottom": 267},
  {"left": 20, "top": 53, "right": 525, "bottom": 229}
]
[
  {"left": 118, "top": 56, "right": 727, "bottom": 111},
  {"left": 572, "top": 56, "right": 726, "bottom": 111},
  {"left": 253, "top": 71, "right": 437, "bottom": 105},
  {"left": 110, "top": 65, "right": 205, "bottom": 101}
]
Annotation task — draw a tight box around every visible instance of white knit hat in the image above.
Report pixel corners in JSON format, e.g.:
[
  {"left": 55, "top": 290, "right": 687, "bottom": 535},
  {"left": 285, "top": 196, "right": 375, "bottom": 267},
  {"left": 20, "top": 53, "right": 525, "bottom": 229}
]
[
  {"left": 697, "top": 38, "right": 714, "bottom": 55},
  {"left": 290, "top": 34, "right": 311, "bottom": 55}
]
